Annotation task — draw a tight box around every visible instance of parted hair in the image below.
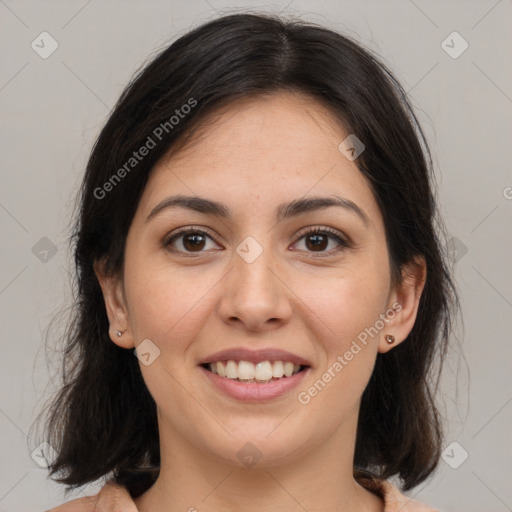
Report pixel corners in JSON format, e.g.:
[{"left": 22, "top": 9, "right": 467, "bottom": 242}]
[{"left": 40, "top": 12, "right": 458, "bottom": 498}]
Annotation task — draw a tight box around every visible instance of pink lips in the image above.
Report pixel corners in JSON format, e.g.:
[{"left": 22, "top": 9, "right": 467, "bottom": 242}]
[
  {"left": 198, "top": 347, "right": 312, "bottom": 402},
  {"left": 200, "top": 365, "right": 311, "bottom": 402}
]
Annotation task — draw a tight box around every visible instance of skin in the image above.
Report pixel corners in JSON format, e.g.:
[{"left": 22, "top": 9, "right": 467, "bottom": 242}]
[{"left": 96, "top": 91, "right": 426, "bottom": 512}]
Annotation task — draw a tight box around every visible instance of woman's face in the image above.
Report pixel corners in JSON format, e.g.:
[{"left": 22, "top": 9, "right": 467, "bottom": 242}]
[{"left": 99, "top": 91, "right": 422, "bottom": 468}]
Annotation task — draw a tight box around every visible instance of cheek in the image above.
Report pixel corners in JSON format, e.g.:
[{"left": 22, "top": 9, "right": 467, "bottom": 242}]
[
  {"left": 124, "top": 255, "right": 218, "bottom": 349},
  {"left": 300, "top": 262, "right": 390, "bottom": 349},
  {"left": 293, "top": 260, "right": 390, "bottom": 402}
]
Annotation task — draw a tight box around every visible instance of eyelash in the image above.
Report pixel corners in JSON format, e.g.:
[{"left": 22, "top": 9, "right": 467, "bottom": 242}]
[{"left": 162, "top": 225, "right": 352, "bottom": 258}]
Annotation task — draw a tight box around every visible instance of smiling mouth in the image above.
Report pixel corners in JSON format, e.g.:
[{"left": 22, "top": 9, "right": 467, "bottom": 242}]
[{"left": 201, "top": 360, "right": 310, "bottom": 383}]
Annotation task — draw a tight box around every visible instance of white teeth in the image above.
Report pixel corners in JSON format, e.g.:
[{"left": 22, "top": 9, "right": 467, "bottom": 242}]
[
  {"left": 207, "top": 359, "right": 304, "bottom": 382},
  {"left": 272, "top": 360, "right": 284, "bottom": 378},
  {"left": 283, "top": 362, "right": 294, "bottom": 377},
  {"left": 238, "top": 360, "right": 255, "bottom": 380},
  {"left": 254, "top": 361, "right": 273, "bottom": 381},
  {"left": 225, "top": 360, "right": 238, "bottom": 379}
]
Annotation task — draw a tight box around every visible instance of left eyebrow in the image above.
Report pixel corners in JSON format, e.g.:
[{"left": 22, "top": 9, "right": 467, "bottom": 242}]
[
  {"left": 276, "top": 195, "right": 370, "bottom": 226},
  {"left": 146, "top": 194, "right": 370, "bottom": 227}
]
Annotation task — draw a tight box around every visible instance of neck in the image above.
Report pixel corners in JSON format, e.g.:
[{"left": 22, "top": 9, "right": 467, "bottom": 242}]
[{"left": 134, "top": 412, "right": 383, "bottom": 512}]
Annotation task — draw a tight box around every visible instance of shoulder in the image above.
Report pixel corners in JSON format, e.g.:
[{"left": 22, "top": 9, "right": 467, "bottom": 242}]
[
  {"left": 357, "top": 473, "right": 440, "bottom": 512},
  {"left": 379, "top": 480, "right": 441, "bottom": 512},
  {"left": 44, "top": 481, "right": 138, "bottom": 512},
  {"left": 47, "top": 477, "right": 440, "bottom": 512},
  {"left": 45, "top": 495, "right": 98, "bottom": 512}
]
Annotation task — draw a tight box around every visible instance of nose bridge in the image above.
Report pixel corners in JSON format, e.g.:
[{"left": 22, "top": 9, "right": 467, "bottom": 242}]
[
  {"left": 232, "top": 236, "right": 278, "bottom": 300},
  {"left": 218, "top": 235, "right": 292, "bottom": 329}
]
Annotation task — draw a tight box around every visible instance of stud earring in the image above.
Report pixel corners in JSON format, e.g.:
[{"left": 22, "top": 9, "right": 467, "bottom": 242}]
[
  {"left": 115, "top": 329, "right": 126, "bottom": 337},
  {"left": 385, "top": 334, "right": 395, "bottom": 344}
]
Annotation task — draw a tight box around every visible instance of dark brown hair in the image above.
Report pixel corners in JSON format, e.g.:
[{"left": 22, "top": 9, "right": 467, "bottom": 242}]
[{"left": 38, "top": 12, "right": 458, "bottom": 498}]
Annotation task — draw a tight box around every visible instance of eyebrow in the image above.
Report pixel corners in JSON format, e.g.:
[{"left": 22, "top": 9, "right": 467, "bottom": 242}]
[{"left": 146, "top": 194, "right": 370, "bottom": 226}]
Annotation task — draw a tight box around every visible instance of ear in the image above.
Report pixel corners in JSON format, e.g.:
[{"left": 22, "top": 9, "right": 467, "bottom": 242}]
[
  {"left": 94, "top": 259, "right": 135, "bottom": 349},
  {"left": 378, "top": 256, "right": 426, "bottom": 354}
]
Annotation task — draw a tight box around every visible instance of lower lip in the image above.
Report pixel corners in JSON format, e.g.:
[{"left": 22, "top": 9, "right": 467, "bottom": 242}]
[{"left": 199, "top": 365, "right": 311, "bottom": 402}]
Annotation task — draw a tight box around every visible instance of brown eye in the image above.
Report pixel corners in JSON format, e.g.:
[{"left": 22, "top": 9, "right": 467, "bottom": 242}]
[
  {"left": 292, "top": 227, "right": 350, "bottom": 255},
  {"left": 305, "top": 233, "right": 329, "bottom": 251},
  {"left": 182, "top": 232, "right": 207, "bottom": 251},
  {"left": 164, "top": 228, "right": 222, "bottom": 255}
]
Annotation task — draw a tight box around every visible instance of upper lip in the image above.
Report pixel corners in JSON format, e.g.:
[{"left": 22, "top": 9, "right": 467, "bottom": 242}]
[{"left": 199, "top": 348, "right": 312, "bottom": 367}]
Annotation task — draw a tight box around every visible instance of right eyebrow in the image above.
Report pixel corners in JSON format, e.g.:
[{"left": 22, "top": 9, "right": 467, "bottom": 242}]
[{"left": 146, "top": 195, "right": 229, "bottom": 223}]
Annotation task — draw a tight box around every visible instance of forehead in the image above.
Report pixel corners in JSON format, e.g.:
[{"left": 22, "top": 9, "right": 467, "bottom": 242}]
[
  {"left": 137, "top": 91, "right": 380, "bottom": 224},
  {"left": 165, "top": 91, "right": 348, "bottom": 169}
]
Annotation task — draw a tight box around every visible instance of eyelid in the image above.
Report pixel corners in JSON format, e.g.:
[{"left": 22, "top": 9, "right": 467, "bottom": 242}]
[
  {"left": 162, "top": 224, "right": 352, "bottom": 256},
  {"left": 162, "top": 226, "right": 223, "bottom": 252},
  {"left": 293, "top": 225, "right": 352, "bottom": 248}
]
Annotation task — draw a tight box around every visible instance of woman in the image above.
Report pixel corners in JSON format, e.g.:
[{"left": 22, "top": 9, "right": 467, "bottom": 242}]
[{"left": 43, "top": 12, "right": 458, "bottom": 512}]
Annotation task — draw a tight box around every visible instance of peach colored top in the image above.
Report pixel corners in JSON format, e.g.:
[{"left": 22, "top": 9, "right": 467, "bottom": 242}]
[{"left": 45, "top": 479, "right": 440, "bottom": 511}]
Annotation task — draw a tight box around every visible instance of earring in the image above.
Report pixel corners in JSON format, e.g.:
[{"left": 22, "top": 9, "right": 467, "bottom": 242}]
[
  {"left": 385, "top": 334, "right": 395, "bottom": 344},
  {"left": 115, "top": 329, "right": 126, "bottom": 337}
]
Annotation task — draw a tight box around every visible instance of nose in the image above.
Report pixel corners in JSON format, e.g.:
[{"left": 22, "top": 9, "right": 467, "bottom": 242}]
[{"left": 217, "top": 244, "right": 293, "bottom": 332}]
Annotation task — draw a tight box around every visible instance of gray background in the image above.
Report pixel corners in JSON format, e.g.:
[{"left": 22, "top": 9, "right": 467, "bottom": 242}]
[{"left": 1, "top": 0, "right": 511, "bottom": 510}]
